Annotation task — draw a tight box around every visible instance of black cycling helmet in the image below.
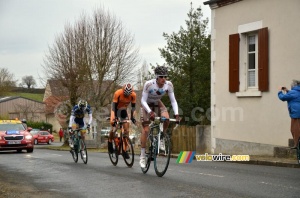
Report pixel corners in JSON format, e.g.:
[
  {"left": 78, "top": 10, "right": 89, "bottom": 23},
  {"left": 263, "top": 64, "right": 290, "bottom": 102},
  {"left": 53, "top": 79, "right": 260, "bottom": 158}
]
[
  {"left": 78, "top": 100, "right": 87, "bottom": 111},
  {"left": 154, "top": 66, "right": 168, "bottom": 76}
]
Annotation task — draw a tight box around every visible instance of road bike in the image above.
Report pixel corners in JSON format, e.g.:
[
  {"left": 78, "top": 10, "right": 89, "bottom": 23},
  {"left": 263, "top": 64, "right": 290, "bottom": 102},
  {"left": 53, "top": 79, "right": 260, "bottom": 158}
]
[
  {"left": 108, "top": 120, "right": 134, "bottom": 167},
  {"left": 141, "top": 116, "right": 178, "bottom": 177},
  {"left": 70, "top": 128, "right": 88, "bottom": 164},
  {"left": 297, "top": 137, "right": 300, "bottom": 164}
]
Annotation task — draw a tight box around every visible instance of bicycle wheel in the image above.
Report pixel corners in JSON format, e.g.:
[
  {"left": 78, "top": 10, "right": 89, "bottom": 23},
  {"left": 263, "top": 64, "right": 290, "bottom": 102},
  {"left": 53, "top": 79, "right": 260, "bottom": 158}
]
[
  {"left": 154, "top": 133, "right": 171, "bottom": 177},
  {"left": 297, "top": 137, "right": 300, "bottom": 164},
  {"left": 108, "top": 138, "right": 119, "bottom": 166},
  {"left": 141, "top": 138, "right": 152, "bottom": 174},
  {"left": 80, "top": 139, "right": 88, "bottom": 164},
  {"left": 71, "top": 141, "right": 79, "bottom": 163},
  {"left": 122, "top": 136, "right": 134, "bottom": 167}
]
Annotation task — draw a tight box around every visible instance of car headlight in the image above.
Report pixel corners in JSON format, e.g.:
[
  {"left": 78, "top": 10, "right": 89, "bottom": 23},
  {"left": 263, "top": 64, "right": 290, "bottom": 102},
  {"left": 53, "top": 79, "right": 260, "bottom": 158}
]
[{"left": 25, "top": 135, "right": 33, "bottom": 140}]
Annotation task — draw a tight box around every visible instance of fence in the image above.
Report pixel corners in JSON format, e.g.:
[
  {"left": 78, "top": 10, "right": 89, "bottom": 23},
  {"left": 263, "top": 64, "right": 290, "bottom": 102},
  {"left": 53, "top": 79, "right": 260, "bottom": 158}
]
[
  {"left": 171, "top": 125, "right": 196, "bottom": 153},
  {"left": 85, "top": 124, "right": 211, "bottom": 154},
  {"left": 171, "top": 125, "right": 211, "bottom": 154}
]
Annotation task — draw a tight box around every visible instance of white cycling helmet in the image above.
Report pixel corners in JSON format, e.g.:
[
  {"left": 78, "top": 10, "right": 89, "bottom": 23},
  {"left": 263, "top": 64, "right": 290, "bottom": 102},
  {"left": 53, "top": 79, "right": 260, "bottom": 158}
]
[{"left": 78, "top": 100, "right": 87, "bottom": 111}]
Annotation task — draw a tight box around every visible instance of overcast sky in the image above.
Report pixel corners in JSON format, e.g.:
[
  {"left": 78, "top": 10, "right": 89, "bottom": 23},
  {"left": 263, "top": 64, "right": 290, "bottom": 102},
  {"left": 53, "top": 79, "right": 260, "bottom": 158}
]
[{"left": 0, "top": 0, "right": 211, "bottom": 88}]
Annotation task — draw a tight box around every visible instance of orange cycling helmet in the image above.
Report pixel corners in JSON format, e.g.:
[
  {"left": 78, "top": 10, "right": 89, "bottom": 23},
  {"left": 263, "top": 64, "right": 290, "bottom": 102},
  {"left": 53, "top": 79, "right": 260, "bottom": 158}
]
[{"left": 123, "top": 83, "right": 133, "bottom": 96}]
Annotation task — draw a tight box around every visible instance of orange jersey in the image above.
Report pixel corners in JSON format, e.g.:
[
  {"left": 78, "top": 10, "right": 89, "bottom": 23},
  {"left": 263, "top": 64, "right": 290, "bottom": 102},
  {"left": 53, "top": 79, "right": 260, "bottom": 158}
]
[{"left": 113, "top": 89, "right": 136, "bottom": 109}]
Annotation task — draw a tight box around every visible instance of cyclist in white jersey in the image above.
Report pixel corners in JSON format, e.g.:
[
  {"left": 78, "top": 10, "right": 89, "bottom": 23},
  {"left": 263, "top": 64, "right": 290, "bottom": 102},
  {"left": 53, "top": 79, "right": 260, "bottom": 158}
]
[{"left": 139, "top": 65, "right": 180, "bottom": 168}]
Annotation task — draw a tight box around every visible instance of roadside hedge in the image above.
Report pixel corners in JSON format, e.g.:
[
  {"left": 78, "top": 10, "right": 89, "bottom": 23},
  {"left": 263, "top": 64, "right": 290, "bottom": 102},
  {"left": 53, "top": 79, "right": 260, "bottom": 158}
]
[{"left": 27, "top": 121, "right": 53, "bottom": 132}]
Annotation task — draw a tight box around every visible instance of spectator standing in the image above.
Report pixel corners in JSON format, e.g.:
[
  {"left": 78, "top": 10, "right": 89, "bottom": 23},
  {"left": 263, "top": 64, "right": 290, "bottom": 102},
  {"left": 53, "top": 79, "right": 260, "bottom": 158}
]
[
  {"left": 278, "top": 80, "right": 300, "bottom": 149},
  {"left": 59, "top": 128, "right": 64, "bottom": 142}
]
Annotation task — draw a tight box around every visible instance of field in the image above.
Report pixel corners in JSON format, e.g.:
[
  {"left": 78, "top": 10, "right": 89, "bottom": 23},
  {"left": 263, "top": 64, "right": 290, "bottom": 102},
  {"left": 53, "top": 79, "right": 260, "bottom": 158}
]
[{"left": 7, "top": 92, "right": 44, "bottom": 102}]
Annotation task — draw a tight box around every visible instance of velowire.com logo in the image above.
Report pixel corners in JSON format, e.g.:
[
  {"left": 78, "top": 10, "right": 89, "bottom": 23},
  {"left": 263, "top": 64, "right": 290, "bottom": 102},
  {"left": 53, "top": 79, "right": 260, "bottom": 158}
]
[{"left": 177, "top": 151, "right": 250, "bottom": 163}]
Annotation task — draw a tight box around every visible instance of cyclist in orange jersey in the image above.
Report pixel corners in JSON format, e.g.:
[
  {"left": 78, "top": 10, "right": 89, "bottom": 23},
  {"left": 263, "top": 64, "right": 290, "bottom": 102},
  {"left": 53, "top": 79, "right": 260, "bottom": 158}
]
[{"left": 108, "top": 83, "right": 137, "bottom": 158}]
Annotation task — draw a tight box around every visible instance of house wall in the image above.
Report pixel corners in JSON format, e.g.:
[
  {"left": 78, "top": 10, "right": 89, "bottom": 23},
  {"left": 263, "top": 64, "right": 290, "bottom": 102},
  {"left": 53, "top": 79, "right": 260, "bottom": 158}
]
[
  {"left": 43, "top": 82, "right": 52, "bottom": 102},
  {"left": 210, "top": 0, "right": 300, "bottom": 155},
  {"left": 0, "top": 98, "right": 46, "bottom": 122},
  {"left": 46, "top": 114, "right": 62, "bottom": 132}
]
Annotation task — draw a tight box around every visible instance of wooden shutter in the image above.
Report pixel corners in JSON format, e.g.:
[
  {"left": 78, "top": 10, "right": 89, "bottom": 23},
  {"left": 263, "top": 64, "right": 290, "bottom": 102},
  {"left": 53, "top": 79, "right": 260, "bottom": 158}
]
[
  {"left": 229, "top": 33, "right": 240, "bottom": 93},
  {"left": 258, "top": 27, "right": 269, "bottom": 91}
]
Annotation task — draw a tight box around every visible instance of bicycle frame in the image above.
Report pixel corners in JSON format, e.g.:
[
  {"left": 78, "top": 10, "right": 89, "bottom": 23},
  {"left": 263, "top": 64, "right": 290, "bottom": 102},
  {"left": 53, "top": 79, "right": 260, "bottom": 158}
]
[
  {"left": 113, "top": 121, "right": 126, "bottom": 155},
  {"left": 70, "top": 128, "right": 88, "bottom": 164},
  {"left": 142, "top": 116, "right": 178, "bottom": 177},
  {"left": 150, "top": 117, "right": 178, "bottom": 154},
  {"left": 108, "top": 120, "right": 134, "bottom": 167},
  {"left": 72, "top": 129, "right": 82, "bottom": 150}
]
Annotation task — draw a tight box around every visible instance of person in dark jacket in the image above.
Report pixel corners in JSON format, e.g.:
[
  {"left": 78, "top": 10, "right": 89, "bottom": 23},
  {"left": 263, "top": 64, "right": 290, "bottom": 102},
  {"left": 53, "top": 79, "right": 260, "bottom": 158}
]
[{"left": 278, "top": 80, "right": 300, "bottom": 148}]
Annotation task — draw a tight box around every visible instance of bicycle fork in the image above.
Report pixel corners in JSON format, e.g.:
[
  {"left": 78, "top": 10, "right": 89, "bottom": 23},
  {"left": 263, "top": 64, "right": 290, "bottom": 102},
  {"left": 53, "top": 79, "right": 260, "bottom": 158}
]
[
  {"left": 74, "top": 135, "right": 82, "bottom": 152},
  {"left": 157, "top": 122, "right": 164, "bottom": 155},
  {"left": 148, "top": 134, "right": 155, "bottom": 161}
]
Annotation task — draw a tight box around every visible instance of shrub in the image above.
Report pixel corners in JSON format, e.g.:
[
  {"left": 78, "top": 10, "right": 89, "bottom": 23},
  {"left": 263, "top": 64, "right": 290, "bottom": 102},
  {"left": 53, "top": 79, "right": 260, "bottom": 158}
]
[{"left": 27, "top": 121, "right": 53, "bottom": 132}]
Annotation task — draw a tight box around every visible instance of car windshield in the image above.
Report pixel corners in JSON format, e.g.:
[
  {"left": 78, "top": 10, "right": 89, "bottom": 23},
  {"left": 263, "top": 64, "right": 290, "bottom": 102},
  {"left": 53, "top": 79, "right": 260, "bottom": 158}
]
[
  {"left": 30, "top": 131, "right": 39, "bottom": 135},
  {"left": 0, "top": 123, "right": 26, "bottom": 131}
]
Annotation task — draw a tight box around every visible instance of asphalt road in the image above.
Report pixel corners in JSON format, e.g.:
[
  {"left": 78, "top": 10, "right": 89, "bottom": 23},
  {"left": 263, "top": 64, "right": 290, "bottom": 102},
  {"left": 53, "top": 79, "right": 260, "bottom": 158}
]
[{"left": 0, "top": 149, "right": 299, "bottom": 198}]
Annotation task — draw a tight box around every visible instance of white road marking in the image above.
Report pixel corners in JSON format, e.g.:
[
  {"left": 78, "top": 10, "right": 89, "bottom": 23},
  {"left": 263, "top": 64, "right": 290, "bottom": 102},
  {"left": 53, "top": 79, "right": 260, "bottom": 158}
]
[
  {"left": 25, "top": 153, "right": 63, "bottom": 158},
  {"left": 260, "top": 181, "right": 298, "bottom": 190},
  {"left": 170, "top": 169, "right": 224, "bottom": 178}
]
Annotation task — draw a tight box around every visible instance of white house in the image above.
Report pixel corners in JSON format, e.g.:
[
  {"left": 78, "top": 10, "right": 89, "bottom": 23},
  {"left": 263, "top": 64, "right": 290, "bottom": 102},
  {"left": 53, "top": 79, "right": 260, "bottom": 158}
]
[{"left": 204, "top": 0, "right": 300, "bottom": 155}]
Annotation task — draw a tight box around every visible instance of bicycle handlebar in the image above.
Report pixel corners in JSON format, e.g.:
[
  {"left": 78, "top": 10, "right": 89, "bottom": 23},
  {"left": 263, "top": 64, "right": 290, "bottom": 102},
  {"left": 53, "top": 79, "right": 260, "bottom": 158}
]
[
  {"left": 114, "top": 119, "right": 137, "bottom": 126},
  {"left": 150, "top": 116, "right": 180, "bottom": 130},
  {"left": 154, "top": 116, "right": 177, "bottom": 122},
  {"left": 71, "top": 128, "right": 90, "bottom": 134}
]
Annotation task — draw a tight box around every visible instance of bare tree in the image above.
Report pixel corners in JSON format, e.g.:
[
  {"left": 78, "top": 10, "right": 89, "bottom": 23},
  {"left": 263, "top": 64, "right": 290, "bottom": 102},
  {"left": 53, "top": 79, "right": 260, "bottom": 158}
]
[
  {"left": 43, "top": 7, "right": 140, "bottom": 117},
  {"left": 84, "top": 7, "right": 140, "bottom": 125},
  {"left": 21, "top": 75, "right": 36, "bottom": 89},
  {"left": 14, "top": 102, "right": 44, "bottom": 122},
  {"left": 0, "top": 68, "right": 16, "bottom": 96},
  {"left": 43, "top": 21, "right": 86, "bottom": 106},
  {"left": 136, "top": 60, "right": 149, "bottom": 89}
]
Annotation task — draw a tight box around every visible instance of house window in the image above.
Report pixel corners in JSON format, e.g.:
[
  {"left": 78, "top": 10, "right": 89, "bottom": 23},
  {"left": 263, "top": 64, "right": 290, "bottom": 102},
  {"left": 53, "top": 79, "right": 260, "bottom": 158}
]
[
  {"left": 229, "top": 25, "right": 268, "bottom": 96},
  {"left": 247, "top": 34, "right": 257, "bottom": 88}
]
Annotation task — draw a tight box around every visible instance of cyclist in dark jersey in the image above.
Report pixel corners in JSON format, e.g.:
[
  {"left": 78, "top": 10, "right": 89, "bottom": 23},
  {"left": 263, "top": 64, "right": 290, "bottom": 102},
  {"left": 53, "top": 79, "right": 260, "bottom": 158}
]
[{"left": 68, "top": 100, "right": 92, "bottom": 150}]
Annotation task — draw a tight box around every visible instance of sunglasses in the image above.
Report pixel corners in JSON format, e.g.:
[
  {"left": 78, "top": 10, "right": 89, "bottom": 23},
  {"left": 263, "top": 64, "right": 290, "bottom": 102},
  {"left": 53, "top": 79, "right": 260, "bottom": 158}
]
[{"left": 158, "top": 76, "right": 167, "bottom": 79}]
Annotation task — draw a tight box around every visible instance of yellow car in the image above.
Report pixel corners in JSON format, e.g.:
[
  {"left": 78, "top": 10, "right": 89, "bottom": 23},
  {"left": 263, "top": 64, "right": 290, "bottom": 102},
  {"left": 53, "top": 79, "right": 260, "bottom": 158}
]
[{"left": 0, "top": 120, "right": 34, "bottom": 153}]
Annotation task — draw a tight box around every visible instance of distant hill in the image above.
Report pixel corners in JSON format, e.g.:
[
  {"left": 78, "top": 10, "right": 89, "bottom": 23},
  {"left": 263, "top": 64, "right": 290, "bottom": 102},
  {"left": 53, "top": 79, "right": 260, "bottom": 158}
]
[
  {"left": 7, "top": 87, "right": 45, "bottom": 102},
  {"left": 12, "top": 87, "right": 45, "bottom": 94}
]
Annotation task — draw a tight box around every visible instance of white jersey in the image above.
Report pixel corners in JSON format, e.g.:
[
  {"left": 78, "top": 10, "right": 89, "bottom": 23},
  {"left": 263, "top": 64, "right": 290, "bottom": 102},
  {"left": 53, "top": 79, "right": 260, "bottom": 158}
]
[{"left": 141, "top": 79, "right": 178, "bottom": 114}]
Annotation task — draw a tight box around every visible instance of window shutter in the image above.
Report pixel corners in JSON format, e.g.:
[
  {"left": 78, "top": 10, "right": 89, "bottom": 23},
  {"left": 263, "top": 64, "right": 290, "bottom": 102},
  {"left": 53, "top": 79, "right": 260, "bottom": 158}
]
[
  {"left": 258, "top": 27, "right": 269, "bottom": 91},
  {"left": 229, "top": 33, "right": 240, "bottom": 93}
]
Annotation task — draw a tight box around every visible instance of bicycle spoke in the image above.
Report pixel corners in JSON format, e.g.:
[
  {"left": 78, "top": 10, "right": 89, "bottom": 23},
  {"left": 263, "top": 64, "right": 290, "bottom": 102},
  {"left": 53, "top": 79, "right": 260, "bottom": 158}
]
[
  {"left": 141, "top": 138, "right": 152, "bottom": 174},
  {"left": 122, "top": 137, "right": 134, "bottom": 167},
  {"left": 154, "top": 134, "right": 171, "bottom": 177},
  {"left": 71, "top": 149, "right": 78, "bottom": 163},
  {"left": 71, "top": 135, "right": 79, "bottom": 163},
  {"left": 108, "top": 138, "right": 119, "bottom": 166},
  {"left": 80, "top": 139, "right": 88, "bottom": 164}
]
